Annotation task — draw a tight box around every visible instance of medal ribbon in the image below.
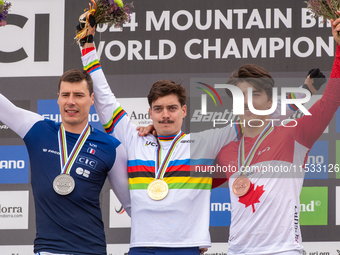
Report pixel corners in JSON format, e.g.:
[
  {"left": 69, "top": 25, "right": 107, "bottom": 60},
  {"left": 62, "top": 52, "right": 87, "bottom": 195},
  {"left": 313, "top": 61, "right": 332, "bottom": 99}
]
[
  {"left": 58, "top": 123, "right": 91, "bottom": 175},
  {"left": 155, "top": 131, "right": 186, "bottom": 179},
  {"left": 238, "top": 122, "right": 274, "bottom": 176}
]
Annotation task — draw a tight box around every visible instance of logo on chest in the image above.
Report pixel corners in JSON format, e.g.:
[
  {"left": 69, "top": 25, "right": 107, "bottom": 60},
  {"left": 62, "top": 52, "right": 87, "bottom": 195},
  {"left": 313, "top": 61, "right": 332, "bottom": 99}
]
[
  {"left": 76, "top": 156, "right": 97, "bottom": 169},
  {"left": 145, "top": 141, "right": 158, "bottom": 147},
  {"left": 257, "top": 147, "right": 270, "bottom": 156}
]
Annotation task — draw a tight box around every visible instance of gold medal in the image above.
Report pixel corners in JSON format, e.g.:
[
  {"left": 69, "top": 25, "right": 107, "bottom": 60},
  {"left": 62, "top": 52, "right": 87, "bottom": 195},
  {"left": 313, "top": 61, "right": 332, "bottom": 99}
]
[
  {"left": 232, "top": 176, "right": 250, "bottom": 197},
  {"left": 147, "top": 179, "right": 169, "bottom": 201}
]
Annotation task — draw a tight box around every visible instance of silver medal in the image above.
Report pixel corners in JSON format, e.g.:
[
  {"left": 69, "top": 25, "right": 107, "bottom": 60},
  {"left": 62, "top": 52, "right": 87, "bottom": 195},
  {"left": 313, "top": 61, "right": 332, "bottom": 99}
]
[{"left": 53, "top": 174, "right": 75, "bottom": 195}]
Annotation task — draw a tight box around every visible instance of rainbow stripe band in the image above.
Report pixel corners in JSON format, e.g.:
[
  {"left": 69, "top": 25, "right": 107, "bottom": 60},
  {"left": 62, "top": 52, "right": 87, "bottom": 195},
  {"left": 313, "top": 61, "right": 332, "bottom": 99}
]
[
  {"left": 58, "top": 123, "right": 91, "bottom": 175},
  {"left": 155, "top": 131, "right": 186, "bottom": 180},
  {"left": 58, "top": 124, "right": 68, "bottom": 168},
  {"left": 158, "top": 134, "right": 176, "bottom": 142},
  {"left": 103, "top": 106, "right": 127, "bottom": 134},
  {"left": 233, "top": 121, "right": 244, "bottom": 140},
  {"left": 83, "top": 59, "right": 102, "bottom": 75},
  {"left": 129, "top": 176, "right": 212, "bottom": 190},
  {"left": 287, "top": 92, "right": 299, "bottom": 111},
  {"left": 238, "top": 122, "right": 274, "bottom": 175},
  {"left": 127, "top": 158, "right": 212, "bottom": 190}
]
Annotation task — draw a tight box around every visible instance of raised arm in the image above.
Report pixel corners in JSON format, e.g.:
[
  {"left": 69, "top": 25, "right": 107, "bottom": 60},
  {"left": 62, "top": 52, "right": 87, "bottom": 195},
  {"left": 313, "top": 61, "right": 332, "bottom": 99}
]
[
  {"left": 271, "top": 68, "right": 326, "bottom": 122},
  {"left": 0, "top": 93, "right": 43, "bottom": 138},
  {"left": 80, "top": 26, "right": 139, "bottom": 151},
  {"left": 291, "top": 19, "right": 340, "bottom": 148}
]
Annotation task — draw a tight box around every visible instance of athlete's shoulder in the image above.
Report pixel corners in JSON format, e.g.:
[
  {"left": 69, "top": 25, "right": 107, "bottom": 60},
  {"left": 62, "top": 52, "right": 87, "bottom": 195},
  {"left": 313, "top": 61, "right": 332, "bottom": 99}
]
[
  {"left": 90, "top": 126, "right": 121, "bottom": 148},
  {"left": 28, "top": 118, "right": 58, "bottom": 132}
]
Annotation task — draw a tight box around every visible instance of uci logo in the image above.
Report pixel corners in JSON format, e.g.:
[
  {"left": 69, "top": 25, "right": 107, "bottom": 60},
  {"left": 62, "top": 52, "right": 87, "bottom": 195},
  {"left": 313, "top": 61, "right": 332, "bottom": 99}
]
[
  {"left": 145, "top": 141, "right": 158, "bottom": 147},
  {"left": 0, "top": 0, "right": 64, "bottom": 77}
]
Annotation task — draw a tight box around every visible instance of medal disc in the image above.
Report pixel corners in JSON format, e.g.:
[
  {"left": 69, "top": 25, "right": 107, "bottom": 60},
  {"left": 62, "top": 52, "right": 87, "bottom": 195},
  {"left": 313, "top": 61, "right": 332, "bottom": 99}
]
[
  {"left": 53, "top": 174, "right": 75, "bottom": 195},
  {"left": 232, "top": 176, "right": 251, "bottom": 197},
  {"left": 147, "top": 179, "right": 169, "bottom": 200}
]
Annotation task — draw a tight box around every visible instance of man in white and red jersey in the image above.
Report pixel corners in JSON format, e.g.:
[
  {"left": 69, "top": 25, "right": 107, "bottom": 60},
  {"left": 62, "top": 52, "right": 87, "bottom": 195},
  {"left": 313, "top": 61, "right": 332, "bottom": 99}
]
[
  {"left": 214, "top": 17, "right": 340, "bottom": 255},
  {"left": 78, "top": 19, "right": 326, "bottom": 254}
]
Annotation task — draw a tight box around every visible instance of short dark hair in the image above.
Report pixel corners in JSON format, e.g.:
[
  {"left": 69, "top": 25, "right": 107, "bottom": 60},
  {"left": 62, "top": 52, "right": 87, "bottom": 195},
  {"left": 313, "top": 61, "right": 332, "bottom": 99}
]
[
  {"left": 147, "top": 79, "right": 187, "bottom": 107},
  {"left": 58, "top": 69, "right": 93, "bottom": 95},
  {"left": 226, "top": 64, "right": 274, "bottom": 100}
]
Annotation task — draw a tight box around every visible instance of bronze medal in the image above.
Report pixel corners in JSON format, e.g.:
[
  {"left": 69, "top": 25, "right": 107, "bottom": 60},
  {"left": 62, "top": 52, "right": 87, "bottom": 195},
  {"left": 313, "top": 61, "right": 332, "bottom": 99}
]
[
  {"left": 232, "top": 176, "right": 250, "bottom": 197},
  {"left": 147, "top": 179, "right": 169, "bottom": 200}
]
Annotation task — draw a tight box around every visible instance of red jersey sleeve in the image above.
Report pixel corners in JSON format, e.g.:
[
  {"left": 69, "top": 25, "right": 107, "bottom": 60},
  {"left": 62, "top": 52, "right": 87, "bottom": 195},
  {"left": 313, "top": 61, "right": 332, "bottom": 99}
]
[{"left": 291, "top": 45, "right": 340, "bottom": 148}]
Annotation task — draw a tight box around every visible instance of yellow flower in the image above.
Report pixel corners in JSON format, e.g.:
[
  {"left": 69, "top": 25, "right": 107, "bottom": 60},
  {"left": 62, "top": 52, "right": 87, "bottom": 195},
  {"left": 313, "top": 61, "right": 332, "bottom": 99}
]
[{"left": 114, "top": 0, "right": 124, "bottom": 8}]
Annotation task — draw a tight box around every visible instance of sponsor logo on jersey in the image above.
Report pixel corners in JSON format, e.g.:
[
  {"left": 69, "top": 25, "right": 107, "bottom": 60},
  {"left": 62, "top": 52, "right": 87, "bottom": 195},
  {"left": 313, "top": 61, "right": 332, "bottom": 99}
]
[
  {"left": 0, "top": 0, "right": 64, "bottom": 77},
  {"left": 258, "top": 146, "right": 270, "bottom": 155},
  {"left": 87, "top": 148, "right": 96, "bottom": 155},
  {"left": 145, "top": 141, "right": 157, "bottom": 147},
  {"left": 43, "top": 148, "right": 60, "bottom": 155},
  {"left": 210, "top": 188, "right": 231, "bottom": 226},
  {"left": 180, "top": 139, "right": 195, "bottom": 143},
  {"left": 0, "top": 191, "right": 29, "bottom": 229},
  {"left": 0, "top": 146, "right": 29, "bottom": 184},
  {"left": 76, "top": 156, "right": 97, "bottom": 169},
  {"left": 294, "top": 206, "right": 299, "bottom": 242},
  {"left": 75, "top": 167, "right": 91, "bottom": 178},
  {"left": 299, "top": 187, "right": 328, "bottom": 225}
]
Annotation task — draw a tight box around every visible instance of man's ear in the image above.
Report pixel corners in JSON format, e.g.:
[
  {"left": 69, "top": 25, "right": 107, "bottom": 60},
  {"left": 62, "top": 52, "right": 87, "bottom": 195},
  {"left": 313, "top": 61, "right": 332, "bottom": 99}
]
[
  {"left": 149, "top": 107, "right": 152, "bottom": 119},
  {"left": 182, "top": 105, "right": 187, "bottom": 118},
  {"left": 90, "top": 93, "right": 94, "bottom": 106},
  {"left": 268, "top": 97, "right": 273, "bottom": 109}
]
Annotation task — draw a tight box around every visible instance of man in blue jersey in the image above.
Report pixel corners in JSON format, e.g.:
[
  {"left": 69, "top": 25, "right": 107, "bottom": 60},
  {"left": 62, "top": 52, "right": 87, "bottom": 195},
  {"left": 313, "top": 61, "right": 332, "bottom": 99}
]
[{"left": 0, "top": 69, "right": 131, "bottom": 255}]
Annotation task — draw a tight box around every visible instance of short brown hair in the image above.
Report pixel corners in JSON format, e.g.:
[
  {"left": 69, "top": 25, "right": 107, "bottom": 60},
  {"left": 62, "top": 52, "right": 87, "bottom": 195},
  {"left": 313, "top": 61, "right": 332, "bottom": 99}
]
[
  {"left": 58, "top": 69, "right": 93, "bottom": 95},
  {"left": 147, "top": 79, "right": 187, "bottom": 107},
  {"left": 226, "top": 64, "right": 274, "bottom": 100}
]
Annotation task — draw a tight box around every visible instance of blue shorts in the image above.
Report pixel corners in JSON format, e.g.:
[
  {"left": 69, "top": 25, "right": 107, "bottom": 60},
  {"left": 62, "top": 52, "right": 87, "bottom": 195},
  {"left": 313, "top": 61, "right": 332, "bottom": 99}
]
[{"left": 128, "top": 247, "right": 200, "bottom": 255}]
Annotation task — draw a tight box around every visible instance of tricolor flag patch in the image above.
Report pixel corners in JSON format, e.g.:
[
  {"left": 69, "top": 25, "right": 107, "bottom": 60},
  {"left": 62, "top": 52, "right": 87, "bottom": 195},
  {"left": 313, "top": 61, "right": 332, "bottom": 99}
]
[{"left": 87, "top": 148, "right": 96, "bottom": 155}]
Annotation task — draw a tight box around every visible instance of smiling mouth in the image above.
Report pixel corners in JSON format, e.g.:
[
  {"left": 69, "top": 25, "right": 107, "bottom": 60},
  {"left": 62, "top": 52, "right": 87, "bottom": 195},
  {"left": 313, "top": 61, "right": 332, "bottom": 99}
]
[{"left": 65, "top": 109, "right": 78, "bottom": 114}]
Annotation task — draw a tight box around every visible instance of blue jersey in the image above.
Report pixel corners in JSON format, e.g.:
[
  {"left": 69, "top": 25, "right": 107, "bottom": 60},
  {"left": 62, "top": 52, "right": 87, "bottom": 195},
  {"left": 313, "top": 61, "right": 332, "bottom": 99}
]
[{"left": 23, "top": 119, "right": 119, "bottom": 255}]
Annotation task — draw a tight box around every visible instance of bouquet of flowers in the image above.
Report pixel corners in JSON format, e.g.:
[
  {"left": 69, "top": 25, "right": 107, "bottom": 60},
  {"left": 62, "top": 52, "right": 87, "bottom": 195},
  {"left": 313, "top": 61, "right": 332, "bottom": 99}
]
[
  {"left": 75, "top": 0, "right": 133, "bottom": 44},
  {"left": 0, "top": 0, "right": 12, "bottom": 27},
  {"left": 305, "top": 0, "right": 340, "bottom": 21}
]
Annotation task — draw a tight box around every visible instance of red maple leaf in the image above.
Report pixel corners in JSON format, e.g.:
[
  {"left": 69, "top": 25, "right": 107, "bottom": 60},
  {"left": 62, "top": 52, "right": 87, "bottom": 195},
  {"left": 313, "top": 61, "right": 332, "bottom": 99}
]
[{"left": 238, "top": 183, "right": 265, "bottom": 213}]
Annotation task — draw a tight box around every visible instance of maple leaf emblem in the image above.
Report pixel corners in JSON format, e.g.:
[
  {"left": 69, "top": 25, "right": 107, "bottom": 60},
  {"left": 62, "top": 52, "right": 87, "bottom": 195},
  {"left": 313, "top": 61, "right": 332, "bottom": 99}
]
[{"left": 238, "top": 182, "right": 265, "bottom": 213}]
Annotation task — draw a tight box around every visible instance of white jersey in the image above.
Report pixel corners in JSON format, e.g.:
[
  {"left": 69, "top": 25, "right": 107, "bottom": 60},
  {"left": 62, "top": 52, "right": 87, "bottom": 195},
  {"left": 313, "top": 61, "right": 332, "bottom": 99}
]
[{"left": 81, "top": 49, "right": 303, "bottom": 248}]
